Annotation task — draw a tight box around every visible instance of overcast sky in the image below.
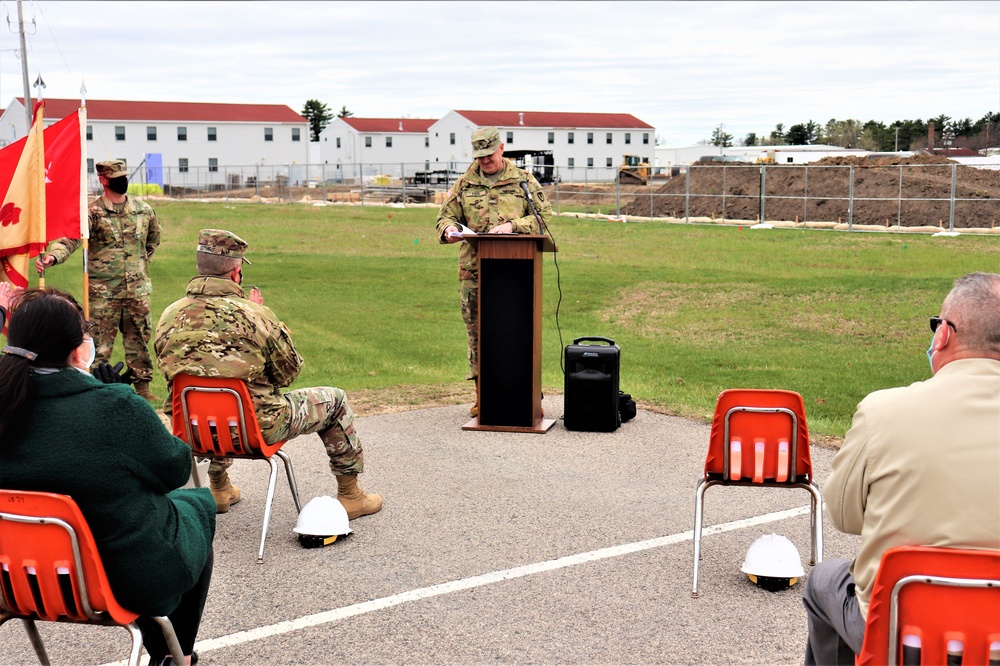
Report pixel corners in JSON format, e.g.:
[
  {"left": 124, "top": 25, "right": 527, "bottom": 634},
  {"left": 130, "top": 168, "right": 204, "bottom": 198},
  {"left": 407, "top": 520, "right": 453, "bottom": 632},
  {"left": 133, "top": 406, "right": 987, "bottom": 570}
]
[{"left": 0, "top": 0, "right": 996, "bottom": 146}]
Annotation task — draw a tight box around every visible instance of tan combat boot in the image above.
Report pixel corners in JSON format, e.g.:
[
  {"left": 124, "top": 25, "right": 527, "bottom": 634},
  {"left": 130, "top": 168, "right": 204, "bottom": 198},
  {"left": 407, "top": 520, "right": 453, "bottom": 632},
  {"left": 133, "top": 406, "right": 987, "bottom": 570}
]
[
  {"left": 336, "top": 474, "right": 382, "bottom": 519},
  {"left": 134, "top": 381, "right": 162, "bottom": 403},
  {"left": 469, "top": 377, "right": 479, "bottom": 417},
  {"left": 209, "top": 470, "right": 241, "bottom": 514}
]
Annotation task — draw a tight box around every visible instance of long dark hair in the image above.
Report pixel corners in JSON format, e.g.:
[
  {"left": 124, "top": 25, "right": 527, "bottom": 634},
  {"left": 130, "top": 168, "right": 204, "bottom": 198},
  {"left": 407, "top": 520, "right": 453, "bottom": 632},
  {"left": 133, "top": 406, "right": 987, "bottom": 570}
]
[{"left": 0, "top": 289, "right": 86, "bottom": 444}]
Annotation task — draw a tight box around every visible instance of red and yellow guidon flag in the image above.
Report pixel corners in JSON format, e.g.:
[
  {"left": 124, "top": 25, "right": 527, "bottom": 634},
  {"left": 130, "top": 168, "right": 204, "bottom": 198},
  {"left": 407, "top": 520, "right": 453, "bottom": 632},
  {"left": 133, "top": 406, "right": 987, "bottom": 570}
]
[{"left": 0, "top": 102, "right": 47, "bottom": 287}]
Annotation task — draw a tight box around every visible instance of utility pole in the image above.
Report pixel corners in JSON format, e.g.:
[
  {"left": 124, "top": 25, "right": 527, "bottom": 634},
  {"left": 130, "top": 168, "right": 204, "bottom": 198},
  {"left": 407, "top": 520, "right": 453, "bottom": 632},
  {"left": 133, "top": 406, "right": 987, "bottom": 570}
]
[
  {"left": 16, "top": 0, "right": 32, "bottom": 130},
  {"left": 894, "top": 126, "right": 899, "bottom": 152}
]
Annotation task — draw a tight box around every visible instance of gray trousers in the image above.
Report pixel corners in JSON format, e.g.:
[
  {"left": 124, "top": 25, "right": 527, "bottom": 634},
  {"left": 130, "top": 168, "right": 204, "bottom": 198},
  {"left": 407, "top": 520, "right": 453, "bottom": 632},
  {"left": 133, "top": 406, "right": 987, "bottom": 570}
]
[{"left": 803, "top": 558, "right": 867, "bottom": 665}]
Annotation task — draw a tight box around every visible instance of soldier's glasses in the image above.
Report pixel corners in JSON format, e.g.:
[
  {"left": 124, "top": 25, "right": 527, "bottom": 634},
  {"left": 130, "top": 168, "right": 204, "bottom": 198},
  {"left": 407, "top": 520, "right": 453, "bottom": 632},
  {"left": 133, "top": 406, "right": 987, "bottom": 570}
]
[{"left": 929, "top": 316, "right": 956, "bottom": 333}]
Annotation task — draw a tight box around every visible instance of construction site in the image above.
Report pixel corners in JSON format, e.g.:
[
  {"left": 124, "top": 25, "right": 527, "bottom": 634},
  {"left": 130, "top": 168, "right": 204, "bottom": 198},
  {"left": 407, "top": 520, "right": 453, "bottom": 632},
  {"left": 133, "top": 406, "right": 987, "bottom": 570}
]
[
  {"left": 617, "top": 154, "right": 1000, "bottom": 230},
  {"left": 171, "top": 154, "right": 1000, "bottom": 232}
]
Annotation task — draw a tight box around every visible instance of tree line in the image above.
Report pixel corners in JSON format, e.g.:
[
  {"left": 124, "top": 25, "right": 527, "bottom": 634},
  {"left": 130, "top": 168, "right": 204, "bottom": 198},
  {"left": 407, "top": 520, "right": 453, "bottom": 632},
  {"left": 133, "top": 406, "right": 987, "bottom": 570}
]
[{"left": 711, "top": 112, "right": 999, "bottom": 152}]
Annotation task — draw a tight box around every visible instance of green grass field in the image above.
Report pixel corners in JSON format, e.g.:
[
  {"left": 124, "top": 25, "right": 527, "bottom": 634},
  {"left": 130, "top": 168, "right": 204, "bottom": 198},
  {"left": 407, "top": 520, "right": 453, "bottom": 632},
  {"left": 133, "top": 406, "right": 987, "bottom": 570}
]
[{"left": 34, "top": 200, "right": 998, "bottom": 438}]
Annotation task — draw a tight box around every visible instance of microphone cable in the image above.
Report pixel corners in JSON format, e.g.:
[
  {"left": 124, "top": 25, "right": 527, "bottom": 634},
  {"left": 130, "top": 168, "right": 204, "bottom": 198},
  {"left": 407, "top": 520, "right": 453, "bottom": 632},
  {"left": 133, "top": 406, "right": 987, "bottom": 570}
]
[{"left": 521, "top": 181, "right": 565, "bottom": 375}]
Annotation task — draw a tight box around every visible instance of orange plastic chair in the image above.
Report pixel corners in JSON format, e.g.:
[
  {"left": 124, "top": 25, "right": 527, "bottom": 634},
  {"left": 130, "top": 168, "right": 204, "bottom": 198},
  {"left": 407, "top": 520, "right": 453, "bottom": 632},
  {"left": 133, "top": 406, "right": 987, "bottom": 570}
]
[
  {"left": 0, "top": 490, "right": 185, "bottom": 666},
  {"left": 691, "top": 388, "right": 823, "bottom": 596},
  {"left": 172, "top": 374, "right": 303, "bottom": 564},
  {"left": 856, "top": 546, "right": 1000, "bottom": 666}
]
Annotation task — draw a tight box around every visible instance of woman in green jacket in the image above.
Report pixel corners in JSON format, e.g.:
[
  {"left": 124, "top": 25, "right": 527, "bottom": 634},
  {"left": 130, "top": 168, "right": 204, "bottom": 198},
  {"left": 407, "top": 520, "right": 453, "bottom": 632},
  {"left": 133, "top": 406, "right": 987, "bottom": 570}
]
[{"left": 0, "top": 289, "right": 215, "bottom": 666}]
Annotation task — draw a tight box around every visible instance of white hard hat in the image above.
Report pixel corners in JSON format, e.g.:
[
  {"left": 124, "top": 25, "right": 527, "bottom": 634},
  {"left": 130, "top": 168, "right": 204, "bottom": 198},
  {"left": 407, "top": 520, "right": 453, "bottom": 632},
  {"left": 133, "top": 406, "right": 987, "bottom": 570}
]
[
  {"left": 293, "top": 496, "right": 352, "bottom": 548},
  {"left": 741, "top": 533, "right": 805, "bottom": 591}
]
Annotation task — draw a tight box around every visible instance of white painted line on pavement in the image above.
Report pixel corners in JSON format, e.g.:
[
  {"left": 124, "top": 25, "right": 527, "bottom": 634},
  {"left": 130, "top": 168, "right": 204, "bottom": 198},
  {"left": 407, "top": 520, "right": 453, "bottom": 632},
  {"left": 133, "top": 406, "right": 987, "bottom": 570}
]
[{"left": 105, "top": 504, "right": 811, "bottom": 665}]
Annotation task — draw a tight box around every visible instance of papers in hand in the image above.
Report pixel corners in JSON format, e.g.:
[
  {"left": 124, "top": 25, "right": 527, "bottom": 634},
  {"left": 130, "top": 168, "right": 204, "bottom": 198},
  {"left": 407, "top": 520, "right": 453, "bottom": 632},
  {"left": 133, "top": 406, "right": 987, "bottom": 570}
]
[{"left": 447, "top": 223, "right": 476, "bottom": 241}]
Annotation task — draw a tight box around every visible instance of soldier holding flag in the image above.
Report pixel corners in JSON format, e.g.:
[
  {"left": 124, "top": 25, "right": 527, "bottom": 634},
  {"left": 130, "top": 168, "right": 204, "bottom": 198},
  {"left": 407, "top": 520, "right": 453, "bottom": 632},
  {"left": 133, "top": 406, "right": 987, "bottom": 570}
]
[{"left": 36, "top": 159, "right": 162, "bottom": 401}]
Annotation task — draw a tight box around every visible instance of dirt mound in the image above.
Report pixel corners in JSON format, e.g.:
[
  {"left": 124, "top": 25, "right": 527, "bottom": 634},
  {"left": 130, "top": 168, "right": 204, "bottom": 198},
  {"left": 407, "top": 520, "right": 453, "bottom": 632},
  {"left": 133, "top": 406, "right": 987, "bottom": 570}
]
[
  {"left": 813, "top": 153, "right": 953, "bottom": 167},
  {"left": 621, "top": 156, "right": 1000, "bottom": 228}
]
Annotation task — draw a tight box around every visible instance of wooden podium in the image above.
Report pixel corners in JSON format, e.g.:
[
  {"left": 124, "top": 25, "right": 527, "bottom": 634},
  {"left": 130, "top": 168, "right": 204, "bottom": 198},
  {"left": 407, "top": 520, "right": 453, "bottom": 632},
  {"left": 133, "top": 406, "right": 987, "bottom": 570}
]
[{"left": 462, "top": 233, "right": 557, "bottom": 433}]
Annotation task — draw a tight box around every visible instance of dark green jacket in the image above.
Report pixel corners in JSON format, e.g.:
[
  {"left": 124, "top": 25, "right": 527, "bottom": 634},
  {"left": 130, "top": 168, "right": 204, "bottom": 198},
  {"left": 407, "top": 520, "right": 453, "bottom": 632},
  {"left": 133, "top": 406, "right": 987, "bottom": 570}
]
[{"left": 0, "top": 369, "right": 215, "bottom": 616}]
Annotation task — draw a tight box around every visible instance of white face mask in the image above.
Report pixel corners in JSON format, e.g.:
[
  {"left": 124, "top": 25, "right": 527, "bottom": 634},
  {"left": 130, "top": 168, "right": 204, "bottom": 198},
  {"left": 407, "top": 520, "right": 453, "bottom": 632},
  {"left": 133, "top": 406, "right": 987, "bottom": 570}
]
[{"left": 74, "top": 337, "right": 95, "bottom": 373}]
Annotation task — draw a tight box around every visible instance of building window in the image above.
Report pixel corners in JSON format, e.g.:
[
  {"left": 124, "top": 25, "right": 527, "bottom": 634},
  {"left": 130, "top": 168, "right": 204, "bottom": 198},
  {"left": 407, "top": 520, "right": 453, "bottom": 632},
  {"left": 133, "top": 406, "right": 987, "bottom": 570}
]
[
  {"left": 207, "top": 127, "right": 217, "bottom": 141},
  {"left": 643, "top": 133, "right": 650, "bottom": 145},
  {"left": 145, "top": 126, "right": 156, "bottom": 141},
  {"left": 567, "top": 157, "right": 575, "bottom": 168},
  {"left": 336, "top": 137, "right": 341, "bottom": 148},
  {"left": 386, "top": 136, "right": 392, "bottom": 148},
  {"left": 506, "top": 131, "right": 513, "bottom": 144},
  {"left": 567, "top": 132, "right": 574, "bottom": 144},
  {"left": 449, "top": 132, "right": 455, "bottom": 145},
  {"left": 547, "top": 132, "right": 554, "bottom": 144},
  {"left": 264, "top": 127, "right": 273, "bottom": 142},
  {"left": 587, "top": 157, "right": 594, "bottom": 167},
  {"left": 292, "top": 128, "right": 301, "bottom": 142},
  {"left": 179, "top": 158, "right": 189, "bottom": 173},
  {"left": 625, "top": 132, "right": 631, "bottom": 145},
  {"left": 606, "top": 157, "right": 613, "bottom": 167},
  {"left": 86, "top": 158, "right": 94, "bottom": 173},
  {"left": 86, "top": 125, "right": 93, "bottom": 141},
  {"left": 177, "top": 127, "right": 187, "bottom": 141},
  {"left": 365, "top": 136, "right": 372, "bottom": 148},
  {"left": 208, "top": 158, "right": 218, "bottom": 173},
  {"left": 425, "top": 137, "right": 429, "bottom": 147},
  {"left": 606, "top": 133, "right": 613, "bottom": 144},
  {"left": 587, "top": 132, "right": 594, "bottom": 144},
  {"left": 115, "top": 126, "right": 125, "bottom": 141}
]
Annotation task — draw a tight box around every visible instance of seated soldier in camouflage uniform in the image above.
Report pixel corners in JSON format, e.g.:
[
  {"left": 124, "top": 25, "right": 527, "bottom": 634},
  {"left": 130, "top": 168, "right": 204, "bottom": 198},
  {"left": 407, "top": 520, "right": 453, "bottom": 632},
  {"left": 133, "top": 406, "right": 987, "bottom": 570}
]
[
  {"left": 435, "top": 126, "right": 553, "bottom": 416},
  {"left": 154, "top": 229, "right": 382, "bottom": 518}
]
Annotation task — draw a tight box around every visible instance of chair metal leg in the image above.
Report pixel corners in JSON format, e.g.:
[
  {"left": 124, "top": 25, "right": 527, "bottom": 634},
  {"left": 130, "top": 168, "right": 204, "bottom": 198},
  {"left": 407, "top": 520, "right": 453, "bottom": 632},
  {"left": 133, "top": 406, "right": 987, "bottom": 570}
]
[
  {"left": 275, "top": 449, "right": 302, "bottom": 513},
  {"left": 150, "top": 616, "right": 186, "bottom": 666},
  {"left": 190, "top": 455, "right": 203, "bottom": 489},
  {"left": 258, "top": 457, "right": 281, "bottom": 564},
  {"left": 806, "top": 481, "right": 824, "bottom": 565},
  {"left": 122, "top": 621, "right": 144, "bottom": 666},
  {"left": 692, "top": 478, "right": 710, "bottom": 598},
  {"left": 19, "top": 618, "right": 50, "bottom": 665}
]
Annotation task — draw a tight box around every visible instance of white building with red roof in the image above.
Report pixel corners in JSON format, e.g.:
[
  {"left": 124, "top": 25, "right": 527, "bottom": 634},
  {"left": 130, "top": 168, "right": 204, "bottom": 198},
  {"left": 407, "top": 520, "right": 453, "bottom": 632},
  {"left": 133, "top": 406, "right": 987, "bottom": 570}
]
[
  {"left": 430, "top": 110, "right": 655, "bottom": 182},
  {"left": 319, "top": 110, "right": 656, "bottom": 184},
  {"left": 318, "top": 116, "right": 437, "bottom": 183},
  {"left": 1, "top": 97, "right": 309, "bottom": 189}
]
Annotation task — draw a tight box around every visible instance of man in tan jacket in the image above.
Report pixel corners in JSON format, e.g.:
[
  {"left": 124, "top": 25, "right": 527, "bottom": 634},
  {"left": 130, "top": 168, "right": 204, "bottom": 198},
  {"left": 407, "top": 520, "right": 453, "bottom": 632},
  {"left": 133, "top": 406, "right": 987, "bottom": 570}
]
[{"left": 803, "top": 272, "right": 1000, "bottom": 665}]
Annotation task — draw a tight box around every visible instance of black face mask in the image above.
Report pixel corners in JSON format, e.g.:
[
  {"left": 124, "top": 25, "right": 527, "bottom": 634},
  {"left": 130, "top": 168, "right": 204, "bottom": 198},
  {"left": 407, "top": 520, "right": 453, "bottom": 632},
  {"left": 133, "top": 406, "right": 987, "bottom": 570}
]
[{"left": 107, "top": 176, "right": 128, "bottom": 195}]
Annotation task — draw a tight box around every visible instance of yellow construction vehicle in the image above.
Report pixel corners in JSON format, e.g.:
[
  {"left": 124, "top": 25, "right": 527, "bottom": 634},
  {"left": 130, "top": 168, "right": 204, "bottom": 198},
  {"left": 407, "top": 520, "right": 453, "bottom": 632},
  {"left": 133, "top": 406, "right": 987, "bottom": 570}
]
[
  {"left": 619, "top": 154, "right": 668, "bottom": 185},
  {"left": 755, "top": 150, "right": 776, "bottom": 164}
]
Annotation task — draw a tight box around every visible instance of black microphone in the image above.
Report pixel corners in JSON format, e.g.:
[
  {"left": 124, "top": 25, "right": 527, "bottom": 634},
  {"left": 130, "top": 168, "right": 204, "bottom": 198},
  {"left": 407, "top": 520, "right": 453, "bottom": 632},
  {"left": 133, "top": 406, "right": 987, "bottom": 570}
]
[
  {"left": 520, "top": 180, "right": 547, "bottom": 234},
  {"left": 520, "top": 181, "right": 533, "bottom": 202}
]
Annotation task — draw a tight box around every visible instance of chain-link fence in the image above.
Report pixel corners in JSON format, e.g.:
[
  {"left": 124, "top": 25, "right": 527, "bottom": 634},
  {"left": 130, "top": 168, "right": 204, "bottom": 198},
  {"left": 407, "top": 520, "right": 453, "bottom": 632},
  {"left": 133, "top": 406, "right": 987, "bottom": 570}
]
[{"left": 118, "top": 161, "right": 1000, "bottom": 231}]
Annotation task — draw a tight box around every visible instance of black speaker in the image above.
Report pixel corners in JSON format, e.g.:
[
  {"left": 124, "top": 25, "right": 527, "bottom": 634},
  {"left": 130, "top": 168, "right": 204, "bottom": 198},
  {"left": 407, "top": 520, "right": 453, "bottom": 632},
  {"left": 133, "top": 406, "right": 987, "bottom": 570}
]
[{"left": 564, "top": 336, "right": 620, "bottom": 432}]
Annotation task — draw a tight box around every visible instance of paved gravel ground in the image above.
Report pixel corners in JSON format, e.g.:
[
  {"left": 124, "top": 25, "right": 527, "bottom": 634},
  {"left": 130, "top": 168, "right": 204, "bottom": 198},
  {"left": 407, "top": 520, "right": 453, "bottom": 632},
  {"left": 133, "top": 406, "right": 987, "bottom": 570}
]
[{"left": 3, "top": 397, "right": 860, "bottom": 666}]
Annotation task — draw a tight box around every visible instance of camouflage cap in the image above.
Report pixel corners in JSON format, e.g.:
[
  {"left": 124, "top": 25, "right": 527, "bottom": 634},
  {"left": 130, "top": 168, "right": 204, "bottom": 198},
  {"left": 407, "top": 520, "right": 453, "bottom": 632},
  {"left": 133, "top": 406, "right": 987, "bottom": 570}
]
[
  {"left": 471, "top": 126, "right": 501, "bottom": 158},
  {"left": 197, "top": 228, "right": 252, "bottom": 264},
  {"left": 96, "top": 159, "right": 128, "bottom": 178}
]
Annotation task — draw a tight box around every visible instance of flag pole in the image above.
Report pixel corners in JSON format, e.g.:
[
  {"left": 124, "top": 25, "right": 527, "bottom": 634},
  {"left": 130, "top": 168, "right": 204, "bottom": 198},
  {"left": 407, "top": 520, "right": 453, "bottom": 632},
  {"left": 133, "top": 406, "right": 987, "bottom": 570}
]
[
  {"left": 34, "top": 75, "right": 45, "bottom": 288},
  {"left": 80, "top": 82, "right": 89, "bottom": 318}
]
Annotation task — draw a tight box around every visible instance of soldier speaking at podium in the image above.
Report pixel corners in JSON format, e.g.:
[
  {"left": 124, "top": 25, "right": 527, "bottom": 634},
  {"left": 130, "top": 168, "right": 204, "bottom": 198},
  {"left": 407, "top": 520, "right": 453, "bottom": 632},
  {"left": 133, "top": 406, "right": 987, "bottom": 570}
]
[{"left": 435, "top": 126, "right": 552, "bottom": 416}]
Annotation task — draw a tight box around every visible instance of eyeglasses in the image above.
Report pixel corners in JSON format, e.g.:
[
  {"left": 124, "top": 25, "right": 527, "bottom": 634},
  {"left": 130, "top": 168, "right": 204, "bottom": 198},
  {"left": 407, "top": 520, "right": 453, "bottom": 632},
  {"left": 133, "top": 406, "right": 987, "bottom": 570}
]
[
  {"left": 84, "top": 320, "right": 97, "bottom": 333},
  {"left": 929, "top": 316, "right": 957, "bottom": 333}
]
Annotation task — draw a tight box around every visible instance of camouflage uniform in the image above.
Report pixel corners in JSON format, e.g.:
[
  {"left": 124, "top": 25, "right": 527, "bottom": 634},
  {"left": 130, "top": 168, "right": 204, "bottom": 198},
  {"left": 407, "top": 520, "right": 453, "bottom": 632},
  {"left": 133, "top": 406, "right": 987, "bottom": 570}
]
[
  {"left": 434, "top": 130, "right": 552, "bottom": 379},
  {"left": 44, "top": 161, "right": 160, "bottom": 383},
  {"left": 154, "top": 231, "right": 363, "bottom": 476}
]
